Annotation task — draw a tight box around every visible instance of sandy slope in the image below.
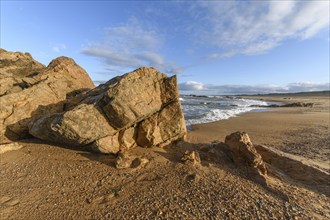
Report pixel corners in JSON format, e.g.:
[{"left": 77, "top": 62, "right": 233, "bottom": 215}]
[{"left": 1, "top": 95, "right": 329, "bottom": 219}]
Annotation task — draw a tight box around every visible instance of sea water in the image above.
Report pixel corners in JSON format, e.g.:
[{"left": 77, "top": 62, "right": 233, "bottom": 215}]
[{"left": 180, "top": 95, "right": 270, "bottom": 127}]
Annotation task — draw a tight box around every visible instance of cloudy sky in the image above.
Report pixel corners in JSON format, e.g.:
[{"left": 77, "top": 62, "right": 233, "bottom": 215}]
[{"left": 1, "top": 1, "right": 329, "bottom": 94}]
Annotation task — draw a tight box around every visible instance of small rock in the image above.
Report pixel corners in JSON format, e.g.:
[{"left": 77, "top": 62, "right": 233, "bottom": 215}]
[
  {"left": 131, "top": 157, "right": 149, "bottom": 168},
  {"left": 181, "top": 150, "right": 201, "bottom": 165},
  {"left": 0, "top": 143, "right": 24, "bottom": 154},
  {"left": 115, "top": 152, "right": 134, "bottom": 169}
]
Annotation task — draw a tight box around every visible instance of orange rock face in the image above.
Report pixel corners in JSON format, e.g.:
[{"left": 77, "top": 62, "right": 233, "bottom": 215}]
[{"left": 0, "top": 49, "right": 94, "bottom": 143}]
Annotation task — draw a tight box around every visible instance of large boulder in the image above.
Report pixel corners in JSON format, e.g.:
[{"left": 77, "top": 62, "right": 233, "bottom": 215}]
[
  {"left": 0, "top": 50, "right": 95, "bottom": 144},
  {"left": 29, "top": 67, "right": 186, "bottom": 153}
]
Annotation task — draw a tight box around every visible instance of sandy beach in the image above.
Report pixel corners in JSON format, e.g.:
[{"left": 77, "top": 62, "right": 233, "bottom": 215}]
[
  {"left": 189, "top": 95, "right": 330, "bottom": 164},
  {"left": 1, "top": 94, "right": 329, "bottom": 219},
  {"left": 2, "top": 0, "right": 329, "bottom": 218}
]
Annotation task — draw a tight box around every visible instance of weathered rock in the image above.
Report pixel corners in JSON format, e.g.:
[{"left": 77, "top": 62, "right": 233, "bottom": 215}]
[
  {"left": 115, "top": 152, "right": 135, "bottom": 169},
  {"left": 250, "top": 102, "right": 314, "bottom": 108},
  {"left": 225, "top": 132, "right": 267, "bottom": 184},
  {"left": 281, "top": 102, "right": 314, "bottom": 107},
  {"left": 89, "top": 133, "right": 120, "bottom": 154},
  {"left": 29, "top": 104, "right": 116, "bottom": 146},
  {"left": 29, "top": 67, "right": 186, "bottom": 153},
  {"left": 101, "top": 68, "right": 179, "bottom": 129},
  {"left": 0, "top": 142, "right": 24, "bottom": 154},
  {"left": 115, "top": 152, "right": 149, "bottom": 169},
  {"left": 136, "top": 100, "right": 186, "bottom": 147},
  {"left": 130, "top": 157, "right": 149, "bottom": 169},
  {"left": 118, "top": 127, "right": 137, "bottom": 150},
  {"left": 181, "top": 150, "right": 201, "bottom": 165},
  {"left": 0, "top": 48, "right": 45, "bottom": 96},
  {"left": 0, "top": 52, "right": 94, "bottom": 144}
]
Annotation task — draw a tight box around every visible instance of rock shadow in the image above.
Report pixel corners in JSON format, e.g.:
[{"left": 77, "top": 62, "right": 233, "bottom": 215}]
[
  {"left": 157, "top": 140, "right": 329, "bottom": 199},
  {"left": 3, "top": 88, "right": 91, "bottom": 143},
  {"left": 78, "top": 152, "right": 117, "bottom": 167}
]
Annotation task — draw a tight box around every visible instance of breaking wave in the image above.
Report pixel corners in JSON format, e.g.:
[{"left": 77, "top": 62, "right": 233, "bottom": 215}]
[{"left": 180, "top": 95, "right": 270, "bottom": 127}]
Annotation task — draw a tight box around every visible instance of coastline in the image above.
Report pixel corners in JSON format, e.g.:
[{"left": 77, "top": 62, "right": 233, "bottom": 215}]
[{"left": 187, "top": 95, "right": 329, "bottom": 164}]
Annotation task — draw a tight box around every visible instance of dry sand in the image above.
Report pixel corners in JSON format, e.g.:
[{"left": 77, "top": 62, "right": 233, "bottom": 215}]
[{"left": 1, "top": 95, "right": 329, "bottom": 219}]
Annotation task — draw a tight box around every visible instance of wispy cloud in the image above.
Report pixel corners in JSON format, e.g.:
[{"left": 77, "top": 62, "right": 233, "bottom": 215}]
[
  {"left": 194, "top": 1, "right": 330, "bottom": 58},
  {"left": 179, "top": 81, "right": 330, "bottom": 95},
  {"left": 51, "top": 43, "right": 66, "bottom": 52},
  {"left": 81, "top": 20, "right": 182, "bottom": 74}
]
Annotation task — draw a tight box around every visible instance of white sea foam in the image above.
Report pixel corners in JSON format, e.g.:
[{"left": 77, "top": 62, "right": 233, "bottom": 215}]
[
  {"left": 185, "top": 107, "right": 263, "bottom": 126},
  {"left": 181, "top": 96, "right": 269, "bottom": 126}
]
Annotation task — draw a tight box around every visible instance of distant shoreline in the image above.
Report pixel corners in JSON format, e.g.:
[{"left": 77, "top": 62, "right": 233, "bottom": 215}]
[{"left": 238, "top": 90, "right": 330, "bottom": 97}]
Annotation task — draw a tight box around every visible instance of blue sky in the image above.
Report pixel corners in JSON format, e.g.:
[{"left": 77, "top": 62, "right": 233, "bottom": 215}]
[{"left": 1, "top": 0, "right": 329, "bottom": 94}]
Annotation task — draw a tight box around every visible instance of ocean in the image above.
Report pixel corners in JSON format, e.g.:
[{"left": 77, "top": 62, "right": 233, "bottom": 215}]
[{"left": 180, "top": 95, "right": 271, "bottom": 127}]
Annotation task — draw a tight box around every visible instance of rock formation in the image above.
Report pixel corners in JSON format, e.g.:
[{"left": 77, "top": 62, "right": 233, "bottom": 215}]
[
  {"left": 224, "top": 131, "right": 268, "bottom": 185},
  {"left": 29, "top": 67, "right": 187, "bottom": 154},
  {"left": 0, "top": 49, "right": 95, "bottom": 144},
  {"left": 0, "top": 48, "right": 45, "bottom": 96}
]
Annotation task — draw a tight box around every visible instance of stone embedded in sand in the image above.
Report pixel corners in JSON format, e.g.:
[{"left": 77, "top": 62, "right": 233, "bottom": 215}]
[
  {"left": 115, "top": 152, "right": 134, "bottom": 169},
  {"left": 115, "top": 152, "right": 149, "bottom": 169},
  {"left": 250, "top": 102, "right": 314, "bottom": 108},
  {"left": 181, "top": 150, "right": 201, "bottom": 165},
  {"left": 130, "top": 157, "right": 149, "bottom": 169},
  {"left": 29, "top": 67, "right": 186, "bottom": 153},
  {"left": 0, "top": 142, "right": 24, "bottom": 154},
  {"left": 225, "top": 131, "right": 267, "bottom": 184},
  {"left": 0, "top": 50, "right": 95, "bottom": 144}
]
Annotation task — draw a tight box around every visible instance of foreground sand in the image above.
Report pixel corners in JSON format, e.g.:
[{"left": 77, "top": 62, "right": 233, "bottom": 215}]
[{"left": 1, "top": 95, "right": 329, "bottom": 219}]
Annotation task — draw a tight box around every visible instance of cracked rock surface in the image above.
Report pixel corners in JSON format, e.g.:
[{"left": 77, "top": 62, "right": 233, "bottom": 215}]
[
  {"left": 29, "top": 67, "right": 186, "bottom": 153},
  {"left": 0, "top": 49, "right": 95, "bottom": 144}
]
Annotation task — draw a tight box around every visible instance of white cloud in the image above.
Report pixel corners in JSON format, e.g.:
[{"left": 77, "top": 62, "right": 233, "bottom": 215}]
[
  {"left": 81, "top": 21, "right": 182, "bottom": 74},
  {"left": 196, "top": 1, "right": 330, "bottom": 58},
  {"left": 179, "top": 81, "right": 205, "bottom": 91},
  {"left": 51, "top": 43, "right": 66, "bottom": 52},
  {"left": 179, "top": 81, "right": 329, "bottom": 95}
]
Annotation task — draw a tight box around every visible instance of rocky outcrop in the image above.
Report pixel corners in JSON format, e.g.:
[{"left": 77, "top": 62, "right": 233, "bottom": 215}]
[
  {"left": 0, "top": 48, "right": 45, "bottom": 96},
  {"left": 224, "top": 132, "right": 268, "bottom": 185},
  {"left": 29, "top": 67, "right": 187, "bottom": 153},
  {"left": 250, "top": 102, "right": 314, "bottom": 108},
  {"left": 0, "top": 50, "right": 95, "bottom": 144}
]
